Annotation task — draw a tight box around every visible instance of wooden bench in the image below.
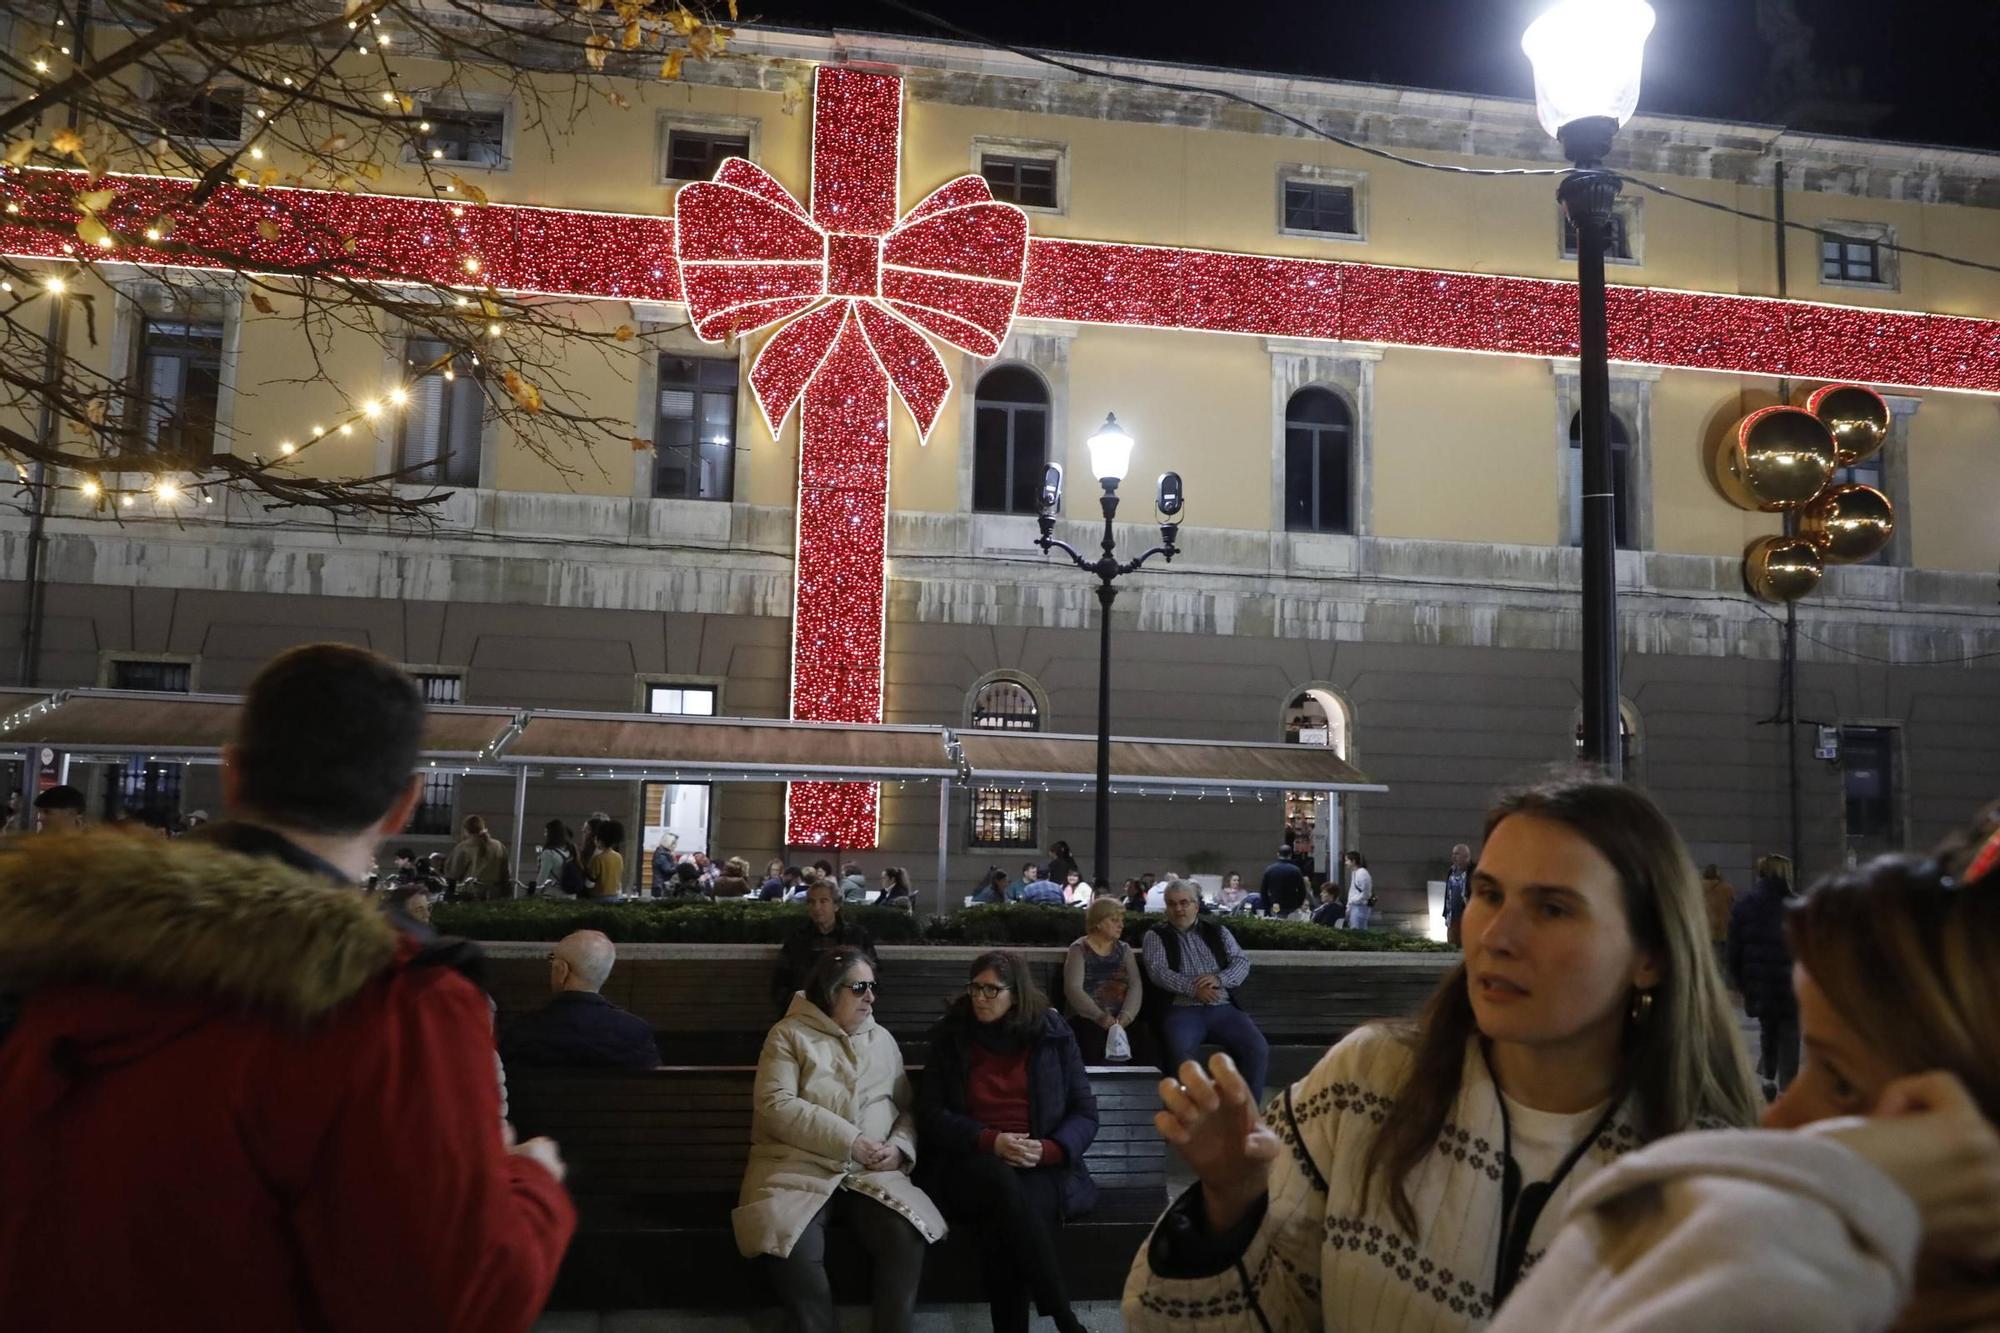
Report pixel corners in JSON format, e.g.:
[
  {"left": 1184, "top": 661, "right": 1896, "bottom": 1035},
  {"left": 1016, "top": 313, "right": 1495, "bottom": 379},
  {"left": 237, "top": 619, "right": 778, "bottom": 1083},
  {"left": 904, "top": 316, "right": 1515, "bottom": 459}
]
[
  {"left": 484, "top": 945, "right": 1449, "bottom": 1066},
  {"left": 507, "top": 1064, "right": 1168, "bottom": 1310}
]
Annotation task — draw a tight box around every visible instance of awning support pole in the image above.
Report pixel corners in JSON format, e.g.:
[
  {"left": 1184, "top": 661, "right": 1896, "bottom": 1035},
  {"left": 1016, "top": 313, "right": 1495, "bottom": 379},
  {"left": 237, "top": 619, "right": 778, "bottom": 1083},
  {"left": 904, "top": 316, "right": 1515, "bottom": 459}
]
[
  {"left": 509, "top": 765, "right": 528, "bottom": 898},
  {"left": 936, "top": 777, "right": 951, "bottom": 916}
]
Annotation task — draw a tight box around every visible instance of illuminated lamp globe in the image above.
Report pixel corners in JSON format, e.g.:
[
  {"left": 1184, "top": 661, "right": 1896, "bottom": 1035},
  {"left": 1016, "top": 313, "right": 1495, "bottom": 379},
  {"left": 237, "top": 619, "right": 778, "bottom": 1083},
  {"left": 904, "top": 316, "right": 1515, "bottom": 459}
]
[
  {"left": 1522, "top": 0, "right": 1656, "bottom": 157},
  {"left": 1086, "top": 413, "right": 1134, "bottom": 486}
]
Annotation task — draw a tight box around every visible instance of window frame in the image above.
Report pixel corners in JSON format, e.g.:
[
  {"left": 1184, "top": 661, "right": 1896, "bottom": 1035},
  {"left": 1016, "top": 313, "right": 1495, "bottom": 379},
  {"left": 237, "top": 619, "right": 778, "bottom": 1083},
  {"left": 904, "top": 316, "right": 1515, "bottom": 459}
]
[
  {"left": 658, "top": 111, "right": 761, "bottom": 186},
  {"left": 1838, "top": 723, "right": 1903, "bottom": 857},
  {"left": 971, "top": 137, "right": 1068, "bottom": 216},
  {"left": 1558, "top": 195, "right": 1643, "bottom": 267},
  {"left": 653, "top": 353, "right": 740, "bottom": 502},
  {"left": 966, "top": 673, "right": 1044, "bottom": 851},
  {"left": 1816, "top": 221, "right": 1898, "bottom": 291},
  {"left": 134, "top": 312, "right": 226, "bottom": 459},
  {"left": 97, "top": 653, "right": 200, "bottom": 692},
  {"left": 1566, "top": 409, "right": 1638, "bottom": 552},
  {"left": 405, "top": 93, "right": 514, "bottom": 172},
  {"left": 1282, "top": 385, "right": 1356, "bottom": 535},
  {"left": 970, "top": 363, "right": 1053, "bottom": 516},
  {"left": 1277, "top": 167, "right": 1369, "bottom": 243},
  {"left": 151, "top": 74, "right": 249, "bottom": 148}
]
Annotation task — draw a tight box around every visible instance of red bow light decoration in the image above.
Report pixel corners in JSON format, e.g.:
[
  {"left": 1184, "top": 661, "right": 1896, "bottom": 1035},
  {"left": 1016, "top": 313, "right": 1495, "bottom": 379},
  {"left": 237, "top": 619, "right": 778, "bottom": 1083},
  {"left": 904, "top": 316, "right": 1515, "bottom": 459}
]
[{"left": 672, "top": 67, "right": 1028, "bottom": 847}]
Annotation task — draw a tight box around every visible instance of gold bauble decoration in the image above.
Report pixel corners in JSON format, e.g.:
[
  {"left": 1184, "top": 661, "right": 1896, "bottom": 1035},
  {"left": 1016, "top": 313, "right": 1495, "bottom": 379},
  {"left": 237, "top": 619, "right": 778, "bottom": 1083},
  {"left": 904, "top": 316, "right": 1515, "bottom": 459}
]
[
  {"left": 1715, "top": 406, "right": 1838, "bottom": 512},
  {"left": 1800, "top": 483, "right": 1894, "bottom": 563},
  {"left": 1800, "top": 383, "right": 1890, "bottom": 468},
  {"left": 1744, "top": 535, "right": 1824, "bottom": 602}
]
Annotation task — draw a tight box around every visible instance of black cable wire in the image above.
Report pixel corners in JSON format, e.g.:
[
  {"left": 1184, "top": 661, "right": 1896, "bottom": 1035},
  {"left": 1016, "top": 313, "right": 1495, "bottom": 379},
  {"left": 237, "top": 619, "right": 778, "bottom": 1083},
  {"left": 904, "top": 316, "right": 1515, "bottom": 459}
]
[
  {"left": 859, "top": 0, "right": 2000, "bottom": 279},
  {"left": 1745, "top": 598, "right": 2000, "bottom": 665}
]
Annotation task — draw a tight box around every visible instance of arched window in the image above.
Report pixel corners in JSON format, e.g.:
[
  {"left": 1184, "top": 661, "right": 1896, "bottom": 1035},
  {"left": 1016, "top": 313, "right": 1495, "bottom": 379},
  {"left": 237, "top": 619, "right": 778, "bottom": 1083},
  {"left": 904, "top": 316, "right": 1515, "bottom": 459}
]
[
  {"left": 972, "top": 366, "right": 1050, "bottom": 515},
  {"left": 1282, "top": 688, "right": 1352, "bottom": 877},
  {"left": 1573, "top": 700, "right": 1640, "bottom": 776},
  {"left": 969, "top": 676, "right": 1040, "bottom": 847},
  {"left": 1567, "top": 411, "right": 1634, "bottom": 550},
  {"left": 1283, "top": 387, "right": 1353, "bottom": 534}
]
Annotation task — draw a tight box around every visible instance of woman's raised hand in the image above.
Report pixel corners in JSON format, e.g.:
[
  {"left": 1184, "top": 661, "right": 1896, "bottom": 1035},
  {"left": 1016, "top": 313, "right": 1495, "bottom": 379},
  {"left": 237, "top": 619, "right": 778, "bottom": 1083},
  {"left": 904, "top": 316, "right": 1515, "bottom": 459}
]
[{"left": 1155, "top": 1052, "right": 1281, "bottom": 1233}]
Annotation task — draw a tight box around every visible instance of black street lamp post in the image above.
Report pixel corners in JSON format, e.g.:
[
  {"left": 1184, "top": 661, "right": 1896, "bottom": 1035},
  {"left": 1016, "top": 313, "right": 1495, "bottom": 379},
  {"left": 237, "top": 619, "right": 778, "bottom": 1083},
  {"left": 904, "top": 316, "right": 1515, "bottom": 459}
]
[
  {"left": 1034, "top": 414, "right": 1184, "bottom": 890},
  {"left": 1524, "top": 0, "right": 1657, "bottom": 778}
]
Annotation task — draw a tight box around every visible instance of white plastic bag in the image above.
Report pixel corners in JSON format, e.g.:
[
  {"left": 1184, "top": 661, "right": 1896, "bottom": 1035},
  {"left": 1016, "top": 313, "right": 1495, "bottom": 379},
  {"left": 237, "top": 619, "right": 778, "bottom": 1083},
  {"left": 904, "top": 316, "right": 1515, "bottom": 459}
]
[{"left": 1103, "top": 1022, "right": 1132, "bottom": 1063}]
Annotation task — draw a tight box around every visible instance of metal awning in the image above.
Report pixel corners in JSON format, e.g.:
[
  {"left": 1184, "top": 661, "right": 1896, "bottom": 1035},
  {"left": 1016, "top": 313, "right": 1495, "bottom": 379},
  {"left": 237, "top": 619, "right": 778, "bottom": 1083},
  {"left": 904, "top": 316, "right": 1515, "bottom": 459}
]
[
  {"left": 508, "top": 710, "right": 959, "bottom": 784},
  {"left": 954, "top": 731, "right": 1385, "bottom": 795},
  {"left": 0, "top": 690, "right": 521, "bottom": 766}
]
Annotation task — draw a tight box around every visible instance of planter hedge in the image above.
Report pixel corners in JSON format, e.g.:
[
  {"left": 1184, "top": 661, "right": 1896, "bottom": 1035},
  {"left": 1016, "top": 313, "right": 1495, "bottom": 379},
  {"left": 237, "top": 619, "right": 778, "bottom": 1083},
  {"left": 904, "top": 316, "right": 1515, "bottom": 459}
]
[{"left": 432, "top": 898, "right": 1451, "bottom": 952}]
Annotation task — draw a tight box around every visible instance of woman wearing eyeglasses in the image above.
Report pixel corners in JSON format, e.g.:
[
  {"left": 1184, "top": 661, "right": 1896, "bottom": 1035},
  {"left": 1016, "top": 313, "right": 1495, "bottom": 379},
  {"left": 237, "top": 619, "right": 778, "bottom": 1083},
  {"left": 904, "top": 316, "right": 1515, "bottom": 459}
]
[
  {"left": 917, "top": 951, "right": 1098, "bottom": 1333},
  {"left": 735, "top": 948, "right": 944, "bottom": 1333},
  {"left": 1124, "top": 773, "right": 1761, "bottom": 1333}
]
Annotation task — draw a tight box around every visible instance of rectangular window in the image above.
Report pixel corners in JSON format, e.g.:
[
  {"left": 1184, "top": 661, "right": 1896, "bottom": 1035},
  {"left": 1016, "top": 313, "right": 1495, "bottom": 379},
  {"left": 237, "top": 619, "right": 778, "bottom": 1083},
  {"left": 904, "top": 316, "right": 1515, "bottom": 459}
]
[
  {"left": 158, "top": 83, "right": 244, "bottom": 142},
  {"left": 106, "top": 760, "right": 183, "bottom": 825},
  {"left": 1561, "top": 209, "right": 1635, "bottom": 262},
  {"left": 979, "top": 154, "right": 1059, "bottom": 210},
  {"left": 970, "top": 786, "right": 1037, "bottom": 848},
  {"left": 1283, "top": 181, "right": 1358, "bottom": 237},
  {"left": 666, "top": 129, "right": 750, "bottom": 181},
  {"left": 655, "top": 355, "right": 738, "bottom": 501},
  {"left": 397, "top": 338, "right": 484, "bottom": 487},
  {"left": 972, "top": 402, "right": 1048, "bottom": 514},
  {"left": 1567, "top": 439, "right": 1635, "bottom": 550},
  {"left": 1840, "top": 725, "right": 1900, "bottom": 856},
  {"left": 408, "top": 770, "right": 457, "bottom": 836},
  {"left": 417, "top": 104, "right": 508, "bottom": 168},
  {"left": 137, "top": 316, "right": 224, "bottom": 459},
  {"left": 1822, "top": 234, "right": 1882, "bottom": 284},
  {"left": 110, "top": 659, "right": 192, "bottom": 693},
  {"left": 413, "top": 672, "right": 464, "bottom": 706},
  {"left": 647, "top": 684, "right": 717, "bottom": 716}
]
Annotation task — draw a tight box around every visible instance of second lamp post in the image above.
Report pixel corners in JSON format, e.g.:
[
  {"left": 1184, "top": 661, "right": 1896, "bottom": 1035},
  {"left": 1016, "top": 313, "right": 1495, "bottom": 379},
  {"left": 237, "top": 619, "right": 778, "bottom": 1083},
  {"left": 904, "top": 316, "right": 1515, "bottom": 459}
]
[{"left": 1035, "top": 413, "right": 1185, "bottom": 891}]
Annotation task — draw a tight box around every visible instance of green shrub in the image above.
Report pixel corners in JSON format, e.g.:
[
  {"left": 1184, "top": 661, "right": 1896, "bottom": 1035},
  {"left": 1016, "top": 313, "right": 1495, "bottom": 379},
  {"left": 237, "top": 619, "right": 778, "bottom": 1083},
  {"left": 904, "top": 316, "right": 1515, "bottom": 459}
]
[{"left": 434, "top": 898, "right": 1450, "bottom": 952}]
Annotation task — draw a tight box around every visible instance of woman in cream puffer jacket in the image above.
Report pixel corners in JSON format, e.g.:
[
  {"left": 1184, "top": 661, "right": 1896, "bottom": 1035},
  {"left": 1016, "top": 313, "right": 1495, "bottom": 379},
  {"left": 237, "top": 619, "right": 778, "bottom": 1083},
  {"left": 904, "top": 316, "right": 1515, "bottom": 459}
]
[{"left": 735, "top": 948, "right": 945, "bottom": 1333}]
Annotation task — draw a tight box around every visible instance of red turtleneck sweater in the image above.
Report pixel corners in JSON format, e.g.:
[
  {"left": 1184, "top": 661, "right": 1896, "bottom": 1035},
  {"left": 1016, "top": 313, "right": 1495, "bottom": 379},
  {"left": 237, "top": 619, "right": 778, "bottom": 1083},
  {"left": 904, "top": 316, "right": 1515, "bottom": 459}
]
[{"left": 965, "top": 1042, "right": 1064, "bottom": 1166}]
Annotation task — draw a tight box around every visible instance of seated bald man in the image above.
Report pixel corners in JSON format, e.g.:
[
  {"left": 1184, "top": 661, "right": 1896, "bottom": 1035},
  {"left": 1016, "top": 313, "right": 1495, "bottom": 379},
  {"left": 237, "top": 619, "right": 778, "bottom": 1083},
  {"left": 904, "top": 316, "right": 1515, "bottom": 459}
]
[{"left": 499, "top": 930, "right": 660, "bottom": 1070}]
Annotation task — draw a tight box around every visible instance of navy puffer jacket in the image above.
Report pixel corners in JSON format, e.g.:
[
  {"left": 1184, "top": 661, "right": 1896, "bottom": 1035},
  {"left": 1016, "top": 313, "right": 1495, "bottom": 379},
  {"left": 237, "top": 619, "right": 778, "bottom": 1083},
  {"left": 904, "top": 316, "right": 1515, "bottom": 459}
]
[{"left": 1727, "top": 875, "right": 1797, "bottom": 1019}]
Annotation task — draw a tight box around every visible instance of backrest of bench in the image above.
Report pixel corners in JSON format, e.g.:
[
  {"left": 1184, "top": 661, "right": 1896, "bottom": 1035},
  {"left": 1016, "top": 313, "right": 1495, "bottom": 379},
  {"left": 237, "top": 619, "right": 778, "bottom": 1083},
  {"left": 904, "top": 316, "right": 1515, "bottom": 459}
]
[{"left": 507, "top": 1065, "right": 1167, "bottom": 1202}]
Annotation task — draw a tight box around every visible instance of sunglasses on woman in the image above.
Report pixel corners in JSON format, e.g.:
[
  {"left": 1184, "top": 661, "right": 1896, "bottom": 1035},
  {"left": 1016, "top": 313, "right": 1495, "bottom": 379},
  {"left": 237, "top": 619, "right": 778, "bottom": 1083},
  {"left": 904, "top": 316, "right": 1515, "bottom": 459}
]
[
  {"left": 840, "top": 980, "right": 879, "bottom": 997},
  {"left": 965, "top": 982, "right": 1010, "bottom": 1000}
]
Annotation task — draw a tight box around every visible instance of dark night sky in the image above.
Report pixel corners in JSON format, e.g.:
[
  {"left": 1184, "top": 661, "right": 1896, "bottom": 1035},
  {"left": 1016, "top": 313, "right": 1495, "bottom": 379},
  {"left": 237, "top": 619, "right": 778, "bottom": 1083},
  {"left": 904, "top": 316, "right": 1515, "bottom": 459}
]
[{"left": 748, "top": 0, "right": 2000, "bottom": 153}]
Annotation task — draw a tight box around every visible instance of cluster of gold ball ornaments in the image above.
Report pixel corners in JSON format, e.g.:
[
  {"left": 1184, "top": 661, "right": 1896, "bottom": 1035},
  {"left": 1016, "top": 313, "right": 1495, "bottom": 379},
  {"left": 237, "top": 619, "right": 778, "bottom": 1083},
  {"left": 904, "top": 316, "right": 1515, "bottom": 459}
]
[{"left": 1715, "top": 383, "right": 1895, "bottom": 602}]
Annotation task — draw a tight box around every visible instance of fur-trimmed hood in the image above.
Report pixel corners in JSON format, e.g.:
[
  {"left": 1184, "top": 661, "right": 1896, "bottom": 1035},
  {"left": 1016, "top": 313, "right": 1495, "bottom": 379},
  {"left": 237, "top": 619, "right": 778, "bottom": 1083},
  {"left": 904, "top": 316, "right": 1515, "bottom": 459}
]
[{"left": 0, "top": 827, "right": 399, "bottom": 1024}]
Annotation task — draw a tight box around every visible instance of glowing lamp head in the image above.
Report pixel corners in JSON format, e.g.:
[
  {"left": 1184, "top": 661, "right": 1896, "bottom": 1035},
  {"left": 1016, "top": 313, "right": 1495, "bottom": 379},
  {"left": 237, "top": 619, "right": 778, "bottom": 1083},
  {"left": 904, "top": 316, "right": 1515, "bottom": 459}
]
[
  {"left": 154, "top": 479, "right": 179, "bottom": 502},
  {"left": 43, "top": 274, "right": 66, "bottom": 295},
  {"left": 1521, "top": 0, "right": 1656, "bottom": 145},
  {"left": 1086, "top": 413, "right": 1134, "bottom": 486},
  {"left": 80, "top": 478, "right": 101, "bottom": 499},
  {"left": 388, "top": 386, "right": 409, "bottom": 406}
]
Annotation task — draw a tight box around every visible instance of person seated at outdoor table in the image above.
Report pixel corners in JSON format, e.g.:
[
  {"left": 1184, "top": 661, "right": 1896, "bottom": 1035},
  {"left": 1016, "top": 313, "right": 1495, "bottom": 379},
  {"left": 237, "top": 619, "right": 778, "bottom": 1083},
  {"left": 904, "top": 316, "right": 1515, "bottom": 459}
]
[
  {"left": 1061, "top": 869, "right": 1094, "bottom": 906},
  {"left": 1487, "top": 811, "right": 2000, "bottom": 1333},
  {"left": 1009, "top": 862, "right": 1045, "bottom": 902},
  {"left": 917, "top": 951, "right": 1097, "bottom": 1333},
  {"left": 1064, "top": 898, "right": 1145, "bottom": 1065},
  {"left": 713, "top": 856, "right": 753, "bottom": 898},
  {"left": 1141, "top": 879, "right": 1268, "bottom": 1103},
  {"left": 971, "top": 867, "right": 1010, "bottom": 905},
  {"left": 758, "top": 858, "right": 788, "bottom": 899},
  {"left": 1021, "top": 871, "right": 1069, "bottom": 907},
  {"left": 1122, "top": 877, "right": 1150, "bottom": 913},
  {"left": 584, "top": 819, "right": 625, "bottom": 899},
  {"left": 1045, "top": 840, "right": 1079, "bottom": 886},
  {"left": 772, "top": 880, "right": 878, "bottom": 1016},
  {"left": 499, "top": 930, "right": 659, "bottom": 1071},
  {"left": 1218, "top": 872, "right": 1249, "bottom": 913},
  {"left": 838, "top": 861, "right": 870, "bottom": 903},
  {"left": 879, "top": 865, "right": 915, "bottom": 911},
  {"left": 737, "top": 948, "right": 943, "bottom": 1333},
  {"left": 1309, "top": 881, "right": 1346, "bottom": 928},
  {"left": 665, "top": 860, "right": 707, "bottom": 899}
]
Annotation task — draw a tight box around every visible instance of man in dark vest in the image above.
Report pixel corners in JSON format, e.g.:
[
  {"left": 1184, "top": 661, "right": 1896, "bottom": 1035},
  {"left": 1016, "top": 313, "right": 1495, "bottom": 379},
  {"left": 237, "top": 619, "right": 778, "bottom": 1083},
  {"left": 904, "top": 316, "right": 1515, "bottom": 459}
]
[
  {"left": 1259, "top": 845, "right": 1308, "bottom": 918},
  {"left": 1139, "top": 879, "right": 1269, "bottom": 1101}
]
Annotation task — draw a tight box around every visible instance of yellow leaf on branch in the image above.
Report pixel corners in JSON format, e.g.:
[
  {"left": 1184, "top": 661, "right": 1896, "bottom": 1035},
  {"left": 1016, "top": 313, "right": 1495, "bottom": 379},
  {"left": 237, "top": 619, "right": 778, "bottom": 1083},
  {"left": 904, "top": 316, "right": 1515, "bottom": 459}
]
[
  {"left": 613, "top": 324, "right": 637, "bottom": 341},
  {"left": 250, "top": 292, "right": 277, "bottom": 315},
  {"left": 585, "top": 34, "right": 611, "bottom": 70},
  {"left": 448, "top": 175, "right": 488, "bottom": 205},
  {"left": 76, "top": 215, "right": 113, "bottom": 249},
  {"left": 257, "top": 167, "right": 281, "bottom": 187},
  {"left": 4, "top": 140, "right": 35, "bottom": 167},
  {"left": 257, "top": 220, "right": 281, "bottom": 241},
  {"left": 660, "top": 49, "right": 684, "bottom": 80},
  {"left": 603, "top": 90, "right": 632, "bottom": 110},
  {"left": 728, "top": 0, "right": 738, "bottom": 18},
  {"left": 621, "top": 20, "right": 643, "bottom": 49},
  {"left": 51, "top": 129, "right": 84, "bottom": 161},
  {"left": 74, "top": 189, "right": 117, "bottom": 214},
  {"left": 630, "top": 436, "right": 651, "bottom": 452},
  {"left": 355, "top": 161, "right": 382, "bottom": 181},
  {"left": 665, "top": 7, "right": 698, "bottom": 34},
  {"left": 502, "top": 370, "right": 544, "bottom": 413}
]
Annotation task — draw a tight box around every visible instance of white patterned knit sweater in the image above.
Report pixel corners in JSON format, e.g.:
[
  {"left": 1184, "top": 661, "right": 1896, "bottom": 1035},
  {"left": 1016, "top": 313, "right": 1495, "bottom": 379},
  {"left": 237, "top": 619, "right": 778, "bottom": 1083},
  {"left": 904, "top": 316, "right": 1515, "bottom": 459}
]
[{"left": 1123, "top": 1025, "right": 1652, "bottom": 1333}]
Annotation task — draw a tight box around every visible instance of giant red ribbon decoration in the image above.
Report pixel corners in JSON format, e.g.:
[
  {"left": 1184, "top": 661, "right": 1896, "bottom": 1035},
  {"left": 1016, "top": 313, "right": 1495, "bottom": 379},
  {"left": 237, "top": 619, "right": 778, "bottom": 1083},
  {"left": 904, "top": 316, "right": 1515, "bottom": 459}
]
[
  {"left": 673, "top": 67, "right": 1028, "bottom": 845},
  {"left": 4, "top": 64, "right": 1998, "bottom": 848}
]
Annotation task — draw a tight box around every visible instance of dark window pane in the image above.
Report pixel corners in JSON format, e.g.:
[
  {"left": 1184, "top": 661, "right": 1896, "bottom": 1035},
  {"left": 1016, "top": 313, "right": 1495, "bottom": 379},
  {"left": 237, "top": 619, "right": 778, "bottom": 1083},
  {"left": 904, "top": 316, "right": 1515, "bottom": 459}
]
[
  {"left": 1285, "top": 181, "right": 1355, "bottom": 235},
  {"left": 1284, "top": 426, "right": 1315, "bottom": 532},
  {"left": 668, "top": 129, "right": 750, "bottom": 181},
  {"left": 1286, "top": 386, "right": 1345, "bottom": 426},
  {"left": 977, "top": 364, "right": 1048, "bottom": 406},
  {"left": 1569, "top": 411, "right": 1634, "bottom": 549},
  {"left": 1284, "top": 389, "right": 1352, "bottom": 534},
  {"left": 111, "top": 660, "right": 190, "bottom": 692},
  {"left": 159, "top": 85, "right": 244, "bottom": 142},
  {"left": 105, "top": 759, "right": 182, "bottom": 825},
  {"left": 972, "top": 406, "right": 1011, "bottom": 513},
  {"left": 655, "top": 355, "right": 736, "bottom": 500},
  {"left": 970, "top": 786, "right": 1037, "bottom": 847},
  {"left": 981, "top": 154, "right": 1059, "bottom": 209},
  {"left": 971, "top": 680, "right": 1039, "bottom": 730},
  {"left": 409, "top": 771, "right": 457, "bottom": 836},
  {"left": 1562, "top": 209, "right": 1632, "bottom": 259},
  {"left": 419, "top": 106, "right": 507, "bottom": 167},
  {"left": 1840, "top": 726, "right": 1898, "bottom": 853},
  {"left": 398, "top": 338, "right": 482, "bottom": 486},
  {"left": 1008, "top": 407, "right": 1047, "bottom": 514},
  {"left": 138, "top": 317, "right": 224, "bottom": 459},
  {"left": 1317, "top": 432, "right": 1352, "bottom": 534}
]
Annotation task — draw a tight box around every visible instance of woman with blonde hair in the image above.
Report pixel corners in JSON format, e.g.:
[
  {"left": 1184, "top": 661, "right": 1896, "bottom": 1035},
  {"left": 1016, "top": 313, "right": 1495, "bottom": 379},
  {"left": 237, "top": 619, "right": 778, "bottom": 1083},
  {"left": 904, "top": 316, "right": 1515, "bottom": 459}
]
[
  {"left": 1125, "top": 772, "right": 1759, "bottom": 1332},
  {"left": 1065, "top": 897, "right": 1144, "bottom": 1064},
  {"left": 1488, "top": 806, "right": 2000, "bottom": 1333}
]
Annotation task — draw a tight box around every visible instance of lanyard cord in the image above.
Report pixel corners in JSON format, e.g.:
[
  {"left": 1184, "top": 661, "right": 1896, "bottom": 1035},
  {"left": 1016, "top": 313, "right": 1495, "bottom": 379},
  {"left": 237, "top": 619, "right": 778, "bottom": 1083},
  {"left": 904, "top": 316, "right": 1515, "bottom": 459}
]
[{"left": 1490, "top": 1077, "right": 1625, "bottom": 1310}]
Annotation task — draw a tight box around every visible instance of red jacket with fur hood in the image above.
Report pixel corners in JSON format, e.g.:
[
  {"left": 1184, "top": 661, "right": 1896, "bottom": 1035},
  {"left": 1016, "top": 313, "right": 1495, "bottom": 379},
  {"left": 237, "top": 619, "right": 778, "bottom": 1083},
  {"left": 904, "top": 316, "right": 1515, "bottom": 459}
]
[{"left": 0, "top": 825, "right": 576, "bottom": 1332}]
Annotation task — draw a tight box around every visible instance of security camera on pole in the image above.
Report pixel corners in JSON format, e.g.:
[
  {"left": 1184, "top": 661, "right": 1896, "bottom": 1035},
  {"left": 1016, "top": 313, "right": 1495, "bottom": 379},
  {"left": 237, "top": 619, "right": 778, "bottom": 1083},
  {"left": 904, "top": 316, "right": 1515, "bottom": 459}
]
[{"left": 1034, "top": 414, "right": 1185, "bottom": 891}]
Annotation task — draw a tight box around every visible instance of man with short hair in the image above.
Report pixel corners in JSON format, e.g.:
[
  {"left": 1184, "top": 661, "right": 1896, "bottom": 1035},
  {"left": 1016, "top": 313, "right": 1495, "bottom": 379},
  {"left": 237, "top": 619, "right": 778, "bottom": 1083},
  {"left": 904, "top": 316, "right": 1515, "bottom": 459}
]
[
  {"left": 1444, "top": 843, "right": 1474, "bottom": 947},
  {"left": 1259, "top": 846, "right": 1308, "bottom": 918},
  {"left": 500, "top": 930, "right": 658, "bottom": 1071},
  {"left": 1021, "top": 868, "right": 1068, "bottom": 907},
  {"left": 772, "top": 879, "right": 878, "bottom": 1014},
  {"left": 1141, "top": 880, "right": 1268, "bottom": 1102},
  {"left": 445, "top": 813, "right": 512, "bottom": 900},
  {"left": 0, "top": 643, "right": 574, "bottom": 1329},
  {"left": 30, "top": 784, "right": 85, "bottom": 832},
  {"left": 1008, "top": 861, "right": 1041, "bottom": 902}
]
